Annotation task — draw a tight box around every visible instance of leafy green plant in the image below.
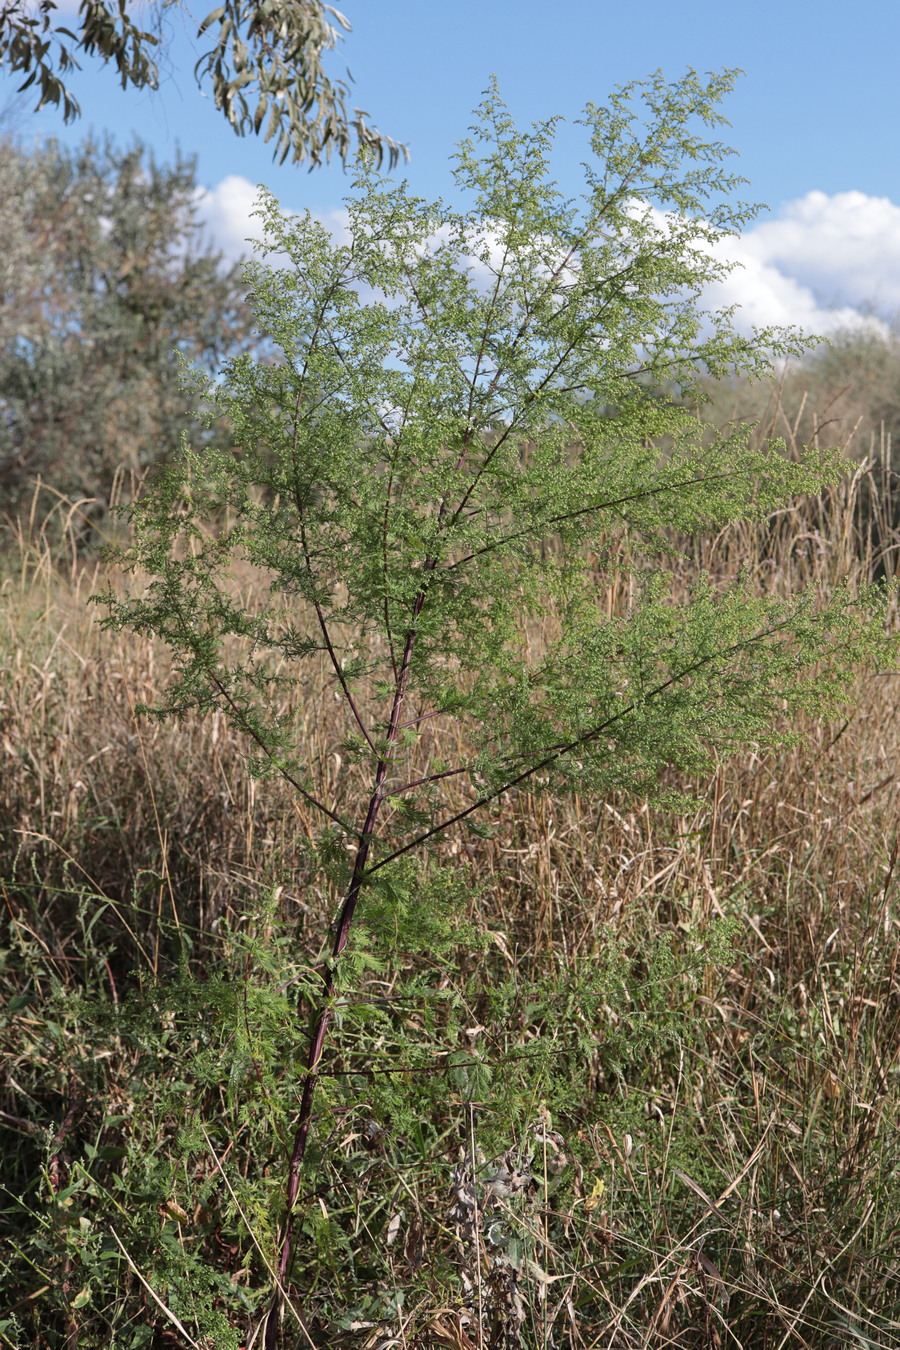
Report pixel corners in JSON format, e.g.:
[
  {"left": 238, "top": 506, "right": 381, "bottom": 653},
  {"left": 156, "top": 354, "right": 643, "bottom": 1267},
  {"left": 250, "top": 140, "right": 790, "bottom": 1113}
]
[{"left": 94, "top": 69, "right": 896, "bottom": 1345}]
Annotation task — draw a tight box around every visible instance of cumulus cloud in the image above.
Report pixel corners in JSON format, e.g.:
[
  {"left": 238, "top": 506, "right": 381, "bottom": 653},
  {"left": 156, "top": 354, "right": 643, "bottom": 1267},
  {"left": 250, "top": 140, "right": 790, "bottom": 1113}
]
[
  {"left": 195, "top": 176, "right": 266, "bottom": 261},
  {"left": 742, "top": 191, "right": 900, "bottom": 314},
  {"left": 194, "top": 176, "right": 351, "bottom": 265},
  {"left": 702, "top": 231, "right": 883, "bottom": 339},
  {"left": 194, "top": 175, "right": 898, "bottom": 339},
  {"left": 701, "top": 190, "right": 900, "bottom": 339}
]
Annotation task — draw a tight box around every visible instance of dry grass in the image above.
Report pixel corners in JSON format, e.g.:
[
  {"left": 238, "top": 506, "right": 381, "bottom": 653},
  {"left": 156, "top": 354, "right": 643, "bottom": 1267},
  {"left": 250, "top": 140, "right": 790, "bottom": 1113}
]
[{"left": 2, "top": 409, "right": 900, "bottom": 1348}]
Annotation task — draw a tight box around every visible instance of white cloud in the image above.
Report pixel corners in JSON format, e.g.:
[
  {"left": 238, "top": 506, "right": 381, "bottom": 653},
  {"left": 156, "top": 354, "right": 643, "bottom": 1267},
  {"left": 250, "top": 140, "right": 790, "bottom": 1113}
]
[
  {"left": 195, "top": 176, "right": 353, "bottom": 268},
  {"left": 194, "top": 176, "right": 898, "bottom": 339},
  {"left": 194, "top": 176, "right": 267, "bottom": 261},
  {"left": 702, "top": 232, "right": 884, "bottom": 339},
  {"left": 742, "top": 191, "right": 900, "bottom": 314},
  {"left": 699, "top": 190, "right": 900, "bottom": 340}
]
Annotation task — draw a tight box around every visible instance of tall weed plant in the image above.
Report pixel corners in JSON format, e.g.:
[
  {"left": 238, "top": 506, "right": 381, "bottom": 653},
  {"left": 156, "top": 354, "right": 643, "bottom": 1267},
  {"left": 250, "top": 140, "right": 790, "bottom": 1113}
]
[{"left": 3, "top": 69, "right": 898, "bottom": 1350}]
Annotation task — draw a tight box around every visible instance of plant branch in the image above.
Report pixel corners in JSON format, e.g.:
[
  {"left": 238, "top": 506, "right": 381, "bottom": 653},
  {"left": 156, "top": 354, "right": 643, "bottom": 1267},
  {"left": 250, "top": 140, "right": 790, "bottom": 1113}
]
[
  {"left": 288, "top": 289, "right": 379, "bottom": 758},
  {"left": 267, "top": 585, "right": 431, "bottom": 1344},
  {"left": 206, "top": 671, "right": 353, "bottom": 833},
  {"left": 446, "top": 303, "right": 614, "bottom": 529},
  {"left": 445, "top": 204, "right": 612, "bottom": 520},
  {"left": 366, "top": 615, "right": 800, "bottom": 876},
  {"left": 382, "top": 764, "right": 475, "bottom": 797},
  {"left": 444, "top": 467, "right": 746, "bottom": 571}
]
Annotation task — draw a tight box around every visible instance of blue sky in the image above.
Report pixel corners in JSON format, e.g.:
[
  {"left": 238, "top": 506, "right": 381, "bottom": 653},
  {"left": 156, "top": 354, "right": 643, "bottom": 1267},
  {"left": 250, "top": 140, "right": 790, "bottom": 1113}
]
[{"left": 3, "top": 0, "right": 899, "bottom": 332}]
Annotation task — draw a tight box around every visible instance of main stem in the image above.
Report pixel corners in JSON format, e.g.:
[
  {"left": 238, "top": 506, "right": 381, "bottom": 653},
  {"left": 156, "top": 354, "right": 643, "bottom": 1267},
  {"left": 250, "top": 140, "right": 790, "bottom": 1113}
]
[{"left": 264, "top": 591, "right": 427, "bottom": 1347}]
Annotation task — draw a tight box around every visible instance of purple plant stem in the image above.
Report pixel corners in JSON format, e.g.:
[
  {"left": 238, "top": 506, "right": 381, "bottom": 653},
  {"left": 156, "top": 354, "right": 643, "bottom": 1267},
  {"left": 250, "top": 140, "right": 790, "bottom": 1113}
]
[{"left": 264, "top": 594, "right": 427, "bottom": 1348}]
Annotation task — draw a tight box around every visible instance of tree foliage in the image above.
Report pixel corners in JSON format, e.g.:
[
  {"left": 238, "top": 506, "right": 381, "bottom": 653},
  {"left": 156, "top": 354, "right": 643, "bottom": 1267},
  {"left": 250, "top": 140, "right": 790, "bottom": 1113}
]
[
  {"left": 96, "top": 70, "right": 896, "bottom": 1340},
  {"left": 0, "top": 0, "right": 407, "bottom": 169},
  {"left": 0, "top": 135, "right": 253, "bottom": 527}
]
